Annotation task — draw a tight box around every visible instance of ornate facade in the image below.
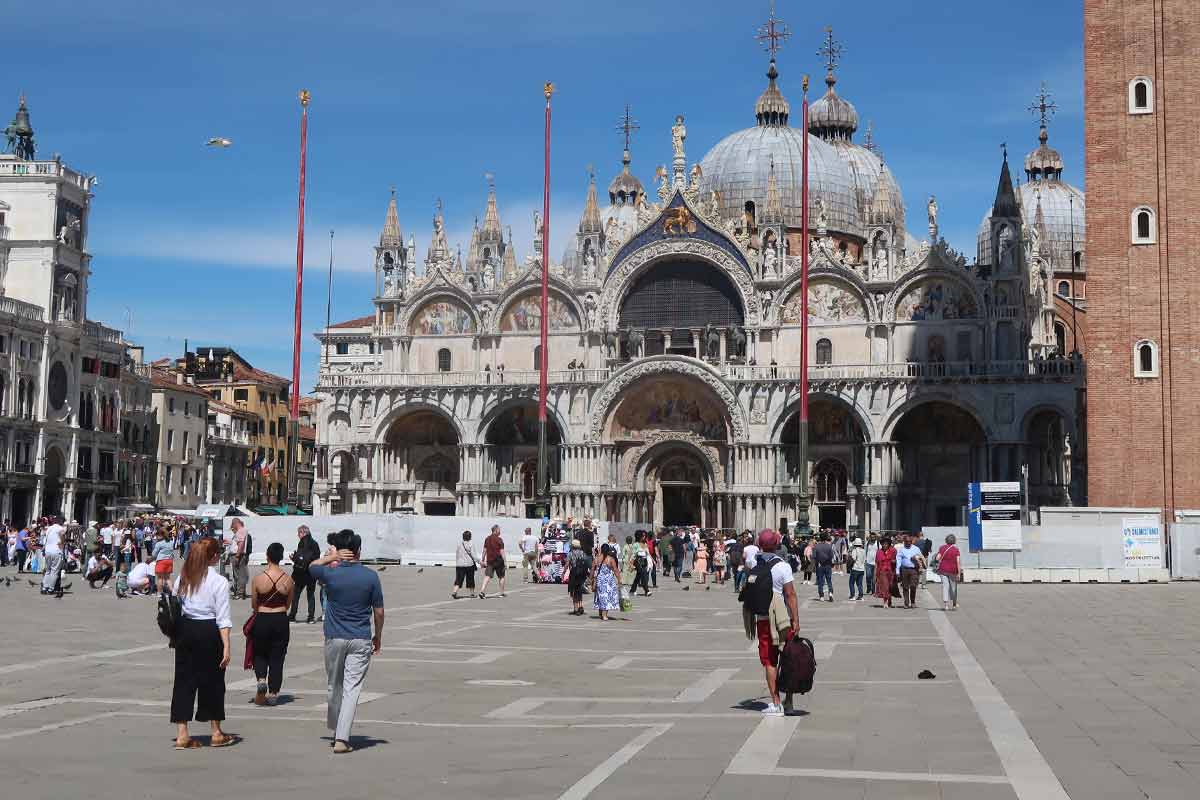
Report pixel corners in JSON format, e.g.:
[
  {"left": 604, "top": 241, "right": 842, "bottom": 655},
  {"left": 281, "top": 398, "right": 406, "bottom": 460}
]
[{"left": 313, "top": 30, "right": 1085, "bottom": 533}]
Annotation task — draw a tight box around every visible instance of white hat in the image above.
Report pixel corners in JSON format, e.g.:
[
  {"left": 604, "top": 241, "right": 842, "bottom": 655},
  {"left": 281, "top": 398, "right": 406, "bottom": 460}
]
[{"left": 851, "top": 537, "right": 862, "bottom": 546}]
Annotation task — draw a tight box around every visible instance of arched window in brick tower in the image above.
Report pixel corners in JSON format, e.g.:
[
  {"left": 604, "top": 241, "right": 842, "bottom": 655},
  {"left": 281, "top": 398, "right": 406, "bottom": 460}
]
[
  {"left": 1128, "top": 77, "right": 1153, "bottom": 114},
  {"left": 1134, "top": 340, "right": 1158, "bottom": 378},
  {"left": 1132, "top": 207, "right": 1156, "bottom": 244}
]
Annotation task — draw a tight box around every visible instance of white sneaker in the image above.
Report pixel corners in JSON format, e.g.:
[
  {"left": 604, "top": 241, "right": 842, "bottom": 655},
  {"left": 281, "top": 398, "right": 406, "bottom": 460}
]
[{"left": 761, "top": 703, "right": 784, "bottom": 716}]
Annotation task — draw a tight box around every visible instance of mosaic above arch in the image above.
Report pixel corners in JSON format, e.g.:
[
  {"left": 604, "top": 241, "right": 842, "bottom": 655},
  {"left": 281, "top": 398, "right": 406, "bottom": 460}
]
[
  {"left": 781, "top": 280, "right": 868, "bottom": 324},
  {"left": 409, "top": 299, "right": 474, "bottom": 336},
  {"left": 610, "top": 376, "right": 729, "bottom": 441},
  {"left": 895, "top": 279, "right": 978, "bottom": 321},
  {"left": 499, "top": 291, "right": 579, "bottom": 333}
]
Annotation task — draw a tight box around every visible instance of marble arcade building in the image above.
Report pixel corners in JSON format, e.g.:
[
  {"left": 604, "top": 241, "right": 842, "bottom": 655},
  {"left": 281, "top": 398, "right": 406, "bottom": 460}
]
[{"left": 313, "top": 35, "right": 1085, "bottom": 533}]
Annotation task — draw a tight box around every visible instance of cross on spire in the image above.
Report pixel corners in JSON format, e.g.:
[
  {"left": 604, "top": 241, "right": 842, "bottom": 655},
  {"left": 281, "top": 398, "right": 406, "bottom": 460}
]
[
  {"left": 819, "top": 26, "right": 843, "bottom": 76},
  {"left": 756, "top": 1, "right": 791, "bottom": 56},
  {"left": 586, "top": 163, "right": 595, "bottom": 182},
  {"left": 484, "top": 171, "right": 495, "bottom": 191},
  {"left": 863, "top": 120, "right": 876, "bottom": 152},
  {"left": 616, "top": 104, "right": 639, "bottom": 151},
  {"left": 1028, "top": 81, "right": 1057, "bottom": 128}
]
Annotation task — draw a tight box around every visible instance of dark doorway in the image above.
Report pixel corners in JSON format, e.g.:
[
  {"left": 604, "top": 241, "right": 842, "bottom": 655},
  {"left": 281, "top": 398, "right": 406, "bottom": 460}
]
[
  {"left": 935, "top": 505, "right": 958, "bottom": 526},
  {"left": 817, "top": 505, "right": 847, "bottom": 530},
  {"left": 662, "top": 486, "right": 701, "bottom": 526},
  {"left": 11, "top": 489, "right": 30, "bottom": 528},
  {"left": 423, "top": 502, "right": 456, "bottom": 517}
]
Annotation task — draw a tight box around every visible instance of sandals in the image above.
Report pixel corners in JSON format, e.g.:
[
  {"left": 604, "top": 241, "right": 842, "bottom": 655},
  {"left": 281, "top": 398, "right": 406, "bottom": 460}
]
[
  {"left": 209, "top": 734, "right": 238, "bottom": 748},
  {"left": 174, "top": 738, "right": 201, "bottom": 750}
]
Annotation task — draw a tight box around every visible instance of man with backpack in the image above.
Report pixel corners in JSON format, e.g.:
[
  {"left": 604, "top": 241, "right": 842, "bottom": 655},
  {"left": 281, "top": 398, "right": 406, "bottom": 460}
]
[{"left": 740, "top": 530, "right": 799, "bottom": 716}]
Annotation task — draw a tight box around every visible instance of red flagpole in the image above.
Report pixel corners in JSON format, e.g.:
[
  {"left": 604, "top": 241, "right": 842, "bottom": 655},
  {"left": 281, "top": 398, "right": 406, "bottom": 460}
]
[
  {"left": 798, "top": 76, "right": 811, "bottom": 532},
  {"left": 291, "top": 90, "right": 310, "bottom": 423},
  {"left": 536, "top": 82, "right": 554, "bottom": 511},
  {"left": 286, "top": 89, "right": 309, "bottom": 509}
]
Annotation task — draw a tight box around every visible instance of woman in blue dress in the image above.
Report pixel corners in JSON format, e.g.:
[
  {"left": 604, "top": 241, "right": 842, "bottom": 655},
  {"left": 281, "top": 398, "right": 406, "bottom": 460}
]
[{"left": 593, "top": 544, "right": 620, "bottom": 620}]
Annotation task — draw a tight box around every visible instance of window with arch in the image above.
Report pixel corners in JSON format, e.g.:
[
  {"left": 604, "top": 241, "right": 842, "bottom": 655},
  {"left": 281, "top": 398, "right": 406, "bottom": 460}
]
[
  {"left": 436, "top": 348, "right": 451, "bottom": 372},
  {"left": 1132, "top": 207, "right": 1156, "bottom": 244},
  {"left": 814, "top": 459, "right": 848, "bottom": 504},
  {"left": 1054, "top": 322, "right": 1067, "bottom": 355},
  {"left": 1057, "top": 280, "right": 1071, "bottom": 298},
  {"left": 815, "top": 338, "right": 833, "bottom": 365},
  {"left": 533, "top": 344, "right": 543, "bottom": 371},
  {"left": 1128, "top": 77, "right": 1153, "bottom": 114},
  {"left": 1073, "top": 251, "right": 1082, "bottom": 270},
  {"left": 1134, "top": 339, "right": 1158, "bottom": 378}
]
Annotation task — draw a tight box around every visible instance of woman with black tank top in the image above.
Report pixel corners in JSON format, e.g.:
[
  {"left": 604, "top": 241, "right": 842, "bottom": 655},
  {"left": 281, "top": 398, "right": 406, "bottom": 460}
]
[{"left": 249, "top": 542, "right": 295, "bottom": 705}]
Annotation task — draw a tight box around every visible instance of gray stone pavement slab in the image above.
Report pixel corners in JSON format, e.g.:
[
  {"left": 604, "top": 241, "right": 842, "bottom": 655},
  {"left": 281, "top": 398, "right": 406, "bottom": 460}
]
[{"left": 0, "top": 565, "right": 1198, "bottom": 799}]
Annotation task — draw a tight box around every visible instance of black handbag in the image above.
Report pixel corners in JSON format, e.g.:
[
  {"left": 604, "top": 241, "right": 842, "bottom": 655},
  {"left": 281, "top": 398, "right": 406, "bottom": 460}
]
[{"left": 156, "top": 590, "right": 182, "bottom": 643}]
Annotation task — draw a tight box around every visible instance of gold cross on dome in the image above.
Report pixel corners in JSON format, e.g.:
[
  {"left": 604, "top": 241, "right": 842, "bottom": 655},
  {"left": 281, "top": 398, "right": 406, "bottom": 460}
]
[
  {"left": 819, "top": 26, "right": 843, "bottom": 75},
  {"left": 756, "top": 2, "right": 791, "bottom": 56},
  {"left": 616, "top": 105, "right": 639, "bottom": 151},
  {"left": 1028, "top": 82, "right": 1057, "bottom": 128}
]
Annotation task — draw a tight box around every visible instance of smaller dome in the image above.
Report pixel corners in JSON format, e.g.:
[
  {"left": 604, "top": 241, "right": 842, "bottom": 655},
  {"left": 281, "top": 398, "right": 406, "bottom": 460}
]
[
  {"left": 808, "top": 73, "right": 858, "bottom": 142},
  {"left": 608, "top": 150, "right": 645, "bottom": 206},
  {"left": 755, "top": 60, "right": 790, "bottom": 126},
  {"left": 1024, "top": 127, "right": 1063, "bottom": 180}
]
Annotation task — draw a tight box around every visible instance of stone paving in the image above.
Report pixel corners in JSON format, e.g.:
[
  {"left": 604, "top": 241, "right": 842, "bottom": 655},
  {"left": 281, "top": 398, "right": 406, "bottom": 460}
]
[{"left": 0, "top": 563, "right": 1197, "bottom": 800}]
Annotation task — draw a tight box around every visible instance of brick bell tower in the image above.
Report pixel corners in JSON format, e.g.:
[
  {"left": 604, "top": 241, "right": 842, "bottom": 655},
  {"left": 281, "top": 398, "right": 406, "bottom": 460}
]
[{"left": 1084, "top": 0, "right": 1200, "bottom": 518}]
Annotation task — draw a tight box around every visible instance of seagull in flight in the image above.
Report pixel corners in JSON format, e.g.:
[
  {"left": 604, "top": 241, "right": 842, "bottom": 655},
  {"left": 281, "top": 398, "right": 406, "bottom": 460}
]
[{"left": 206, "top": 137, "right": 233, "bottom": 148}]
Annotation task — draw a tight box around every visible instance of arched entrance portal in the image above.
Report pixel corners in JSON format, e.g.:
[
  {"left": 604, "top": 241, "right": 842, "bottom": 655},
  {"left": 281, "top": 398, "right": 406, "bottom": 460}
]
[
  {"left": 329, "top": 451, "right": 355, "bottom": 515},
  {"left": 651, "top": 450, "right": 707, "bottom": 526},
  {"left": 42, "top": 447, "right": 65, "bottom": 518},
  {"left": 892, "top": 401, "right": 986, "bottom": 530},
  {"left": 1026, "top": 409, "right": 1073, "bottom": 508},
  {"left": 383, "top": 410, "right": 460, "bottom": 515},
  {"left": 485, "top": 401, "right": 562, "bottom": 518},
  {"left": 780, "top": 397, "right": 866, "bottom": 531}
]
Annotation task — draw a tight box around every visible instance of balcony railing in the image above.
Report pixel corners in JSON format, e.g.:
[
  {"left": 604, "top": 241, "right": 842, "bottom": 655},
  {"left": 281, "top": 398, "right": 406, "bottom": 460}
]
[
  {"left": 83, "top": 320, "right": 123, "bottom": 344},
  {"left": 316, "top": 357, "right": 1082, "bottom": 389},
  {"left": 0, "top": 159, "right": 91, "bottom": 188},
  {"left": 0, "top": 295, "right": 46, "bottom": 322}
]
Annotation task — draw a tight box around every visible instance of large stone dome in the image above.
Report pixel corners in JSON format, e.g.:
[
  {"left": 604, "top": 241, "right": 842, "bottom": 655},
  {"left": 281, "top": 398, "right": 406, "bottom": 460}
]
[{"left": 697, "top": 62, "right": 862, "bottom": 237}]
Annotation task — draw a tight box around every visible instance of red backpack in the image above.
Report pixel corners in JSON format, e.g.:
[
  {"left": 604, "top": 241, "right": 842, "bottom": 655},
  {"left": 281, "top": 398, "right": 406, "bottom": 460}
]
[{"left": 776, "top": 633, "right": 817, "bottom": 695}]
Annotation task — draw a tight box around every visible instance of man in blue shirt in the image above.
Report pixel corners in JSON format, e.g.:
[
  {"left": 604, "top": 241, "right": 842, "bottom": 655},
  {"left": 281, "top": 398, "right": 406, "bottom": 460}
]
[
  {"left": 310, "top": 530, "right": 385, "bottom": 754},
  {"left": 895, "top": 533, "right": 926, "bottom": 609},
  {"left": 15, "top": 526, "right": 30, "bottom": 573}
]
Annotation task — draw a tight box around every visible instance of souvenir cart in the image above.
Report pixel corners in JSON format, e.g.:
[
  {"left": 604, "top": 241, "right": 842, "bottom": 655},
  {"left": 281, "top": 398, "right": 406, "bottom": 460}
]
[{"left": 536, "top": 523, "right": 571, "bottom": 583}]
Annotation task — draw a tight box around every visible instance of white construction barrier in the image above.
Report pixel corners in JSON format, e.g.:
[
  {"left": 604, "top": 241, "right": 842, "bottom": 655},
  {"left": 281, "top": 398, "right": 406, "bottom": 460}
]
[{"left": 242, "top": 514, "right": 607, "bottom": 567}]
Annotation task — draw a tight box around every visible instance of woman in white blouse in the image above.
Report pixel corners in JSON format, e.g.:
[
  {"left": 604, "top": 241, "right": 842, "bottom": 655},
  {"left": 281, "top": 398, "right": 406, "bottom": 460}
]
[{"left": 170, "top": 537, "right": 236, "bottom": 749}]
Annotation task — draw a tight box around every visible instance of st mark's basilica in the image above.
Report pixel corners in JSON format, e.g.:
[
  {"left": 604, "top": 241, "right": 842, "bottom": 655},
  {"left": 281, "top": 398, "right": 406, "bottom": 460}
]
[{"left": 312, "top": 26, "right": 1086, "bottom": 534}]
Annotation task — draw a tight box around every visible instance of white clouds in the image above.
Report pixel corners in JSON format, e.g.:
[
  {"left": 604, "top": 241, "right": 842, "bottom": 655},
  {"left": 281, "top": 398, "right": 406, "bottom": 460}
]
[
  {"left": 93, "top": 223, "right": 380, "bottom": 274},
  {"left": 96, "top": 197, "right": 585, "bottom": 275}
]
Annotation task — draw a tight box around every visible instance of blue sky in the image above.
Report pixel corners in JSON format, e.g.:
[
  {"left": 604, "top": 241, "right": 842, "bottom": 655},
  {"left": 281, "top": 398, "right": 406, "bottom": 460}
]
[{"left": 8, "top": 0, "right": 1083, "bottom": 393}]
